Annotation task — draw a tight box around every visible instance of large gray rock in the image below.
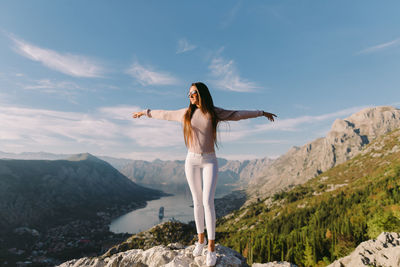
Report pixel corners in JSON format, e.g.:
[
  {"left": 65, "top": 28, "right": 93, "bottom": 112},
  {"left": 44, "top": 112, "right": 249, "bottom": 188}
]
[
  {"left": 57, "top": 243, "right": 249, "bottom": 267},
  {"left": 328, "top": 232, "right": 400, "bottom": 267},
  {"left": 246, "top": 106, "right": 400, "bottom": 202}
]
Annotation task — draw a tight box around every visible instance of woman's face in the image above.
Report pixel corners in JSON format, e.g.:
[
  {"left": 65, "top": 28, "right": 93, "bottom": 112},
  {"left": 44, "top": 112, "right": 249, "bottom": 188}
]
[{"left": 189, "top": 85, "right": 200, "bottom": 107}]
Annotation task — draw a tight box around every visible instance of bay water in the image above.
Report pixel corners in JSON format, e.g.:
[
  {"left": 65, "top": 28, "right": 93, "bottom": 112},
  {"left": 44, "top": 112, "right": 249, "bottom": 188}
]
[{"left": 109, "top": 193, "right": 194, "bottom": 234}]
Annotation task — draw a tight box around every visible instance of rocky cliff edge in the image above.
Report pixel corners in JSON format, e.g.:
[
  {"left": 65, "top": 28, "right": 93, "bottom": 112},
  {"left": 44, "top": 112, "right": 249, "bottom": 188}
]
[
  {"left": 328, "top": 232, "right": 400, "bottom": 267},
  {"left": 57, "top": 243, "right": 249, "bottom": 267},
  {"left": 57, "top": 232, "right": 400, "bottom": 267}
]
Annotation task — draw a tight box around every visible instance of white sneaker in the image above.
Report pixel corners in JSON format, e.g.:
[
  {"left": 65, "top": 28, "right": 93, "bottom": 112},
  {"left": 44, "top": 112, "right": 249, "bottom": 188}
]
[
  {"left": 192, "top": 240, "right": 207, "bottom": 257},
  {"left": 206, "top": 250, "right": 217, "bottom": 266}
]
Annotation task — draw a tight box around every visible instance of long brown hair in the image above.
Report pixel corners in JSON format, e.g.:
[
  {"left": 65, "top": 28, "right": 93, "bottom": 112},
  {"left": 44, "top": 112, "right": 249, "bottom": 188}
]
[{"left": 183, "top": 82, "right": 219, "bottom": 148}]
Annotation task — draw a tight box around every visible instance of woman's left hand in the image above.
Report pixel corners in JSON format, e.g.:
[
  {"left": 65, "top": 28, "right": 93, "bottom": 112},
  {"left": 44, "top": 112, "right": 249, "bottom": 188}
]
[{"left": 263, "top": 111, "right": 277, "bottom": 122}]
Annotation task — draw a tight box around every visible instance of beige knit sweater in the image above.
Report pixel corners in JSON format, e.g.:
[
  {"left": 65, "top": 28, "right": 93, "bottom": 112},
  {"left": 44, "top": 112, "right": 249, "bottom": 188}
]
[{"left": 143, "top": 107, "right": 264, "bottom": 153}]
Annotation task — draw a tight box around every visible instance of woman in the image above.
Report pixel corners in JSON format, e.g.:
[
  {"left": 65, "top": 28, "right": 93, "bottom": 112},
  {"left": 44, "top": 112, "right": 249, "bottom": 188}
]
[{"left": 132, "top": 82, "right": 276, "bottom": 266}]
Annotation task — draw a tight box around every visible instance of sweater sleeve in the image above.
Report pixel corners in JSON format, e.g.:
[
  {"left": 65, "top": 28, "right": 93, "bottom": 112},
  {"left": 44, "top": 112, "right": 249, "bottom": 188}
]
[
  {"left": 142, "top": 108, "right": 187, "bottom": 122},
  {"left": 215, "top": 107, "right": 264, "bottom": 121}
]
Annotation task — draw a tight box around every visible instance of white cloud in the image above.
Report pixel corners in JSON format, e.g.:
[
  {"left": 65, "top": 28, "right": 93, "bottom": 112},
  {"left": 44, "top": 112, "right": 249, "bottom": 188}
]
[
  {"left": 0, "top": 104, "right": 369, "bottom": 161},
  {"left": 213, "top": 106, "right": 367, "bottom": 145},
  {"left": 134, "top": 87, "right": 181, "bottom": 97},
  {"left": 98, "top": 106, "right": 184, "bottom": 148},
  {"left": 176, "top": 38, "right": 196, "bottom": 54},
  {"left": 220, "top": 1, "right": 241, "bottom": 29},
  {"left": 10, "top": 35, "right": 104, "bottom": 77},
  {"left": 15, "top": 74, "right": 119, "bottom": 94},
  {"left": 242, "top": 139, "right": 290, "bottom": 144},
  {"left": 128, "top": 121, "right": 183, "bottom": 148},
  {"left": 99, "top": 105, "right": 142, "bottom": 120},
  {"left": 218, "top": 153, "right": 260, "bottom": 161},
  {"left": 294, "top": 104, "right": 311, "bottom": 110},
  {"left": 112, "top": 151, "right": 185, "bottom": 162},
  {"left": 389, "top": 102, "right": 400, "bottom": 108},
  {"left": 16, "top": 77, "right": 95, "bottom": 104},
  {"left": 254, "top": 105, "right": 367, "bottom": 132},
  {"left": 0, "top": 105, "right": 183, "bottom": 158},
  {"left": 126, "top": 62, "right": 179, "bottom": 86},
  {"left": 209, "top": 56, "right": 258, "bottom": 92},
  {"left": 0, "top": 92, "right": 12, "bottom": 104},
  {"left": 24, "top": 79, "right": 86, "bottom": 94},
  {"left": 357, "top": 38, "right": 400, "bottom": 55}
]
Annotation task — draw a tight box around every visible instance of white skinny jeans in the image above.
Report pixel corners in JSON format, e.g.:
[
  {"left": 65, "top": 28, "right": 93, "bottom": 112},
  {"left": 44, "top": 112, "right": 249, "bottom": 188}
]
[{"left": 185, "top": 151, "right": 218, "bottom": 240}]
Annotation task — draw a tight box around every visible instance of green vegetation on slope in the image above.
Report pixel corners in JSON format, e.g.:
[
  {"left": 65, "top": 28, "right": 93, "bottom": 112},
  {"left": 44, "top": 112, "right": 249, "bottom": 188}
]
[{"left": 216, "top": 129, "right": 400, "bottom": 266}]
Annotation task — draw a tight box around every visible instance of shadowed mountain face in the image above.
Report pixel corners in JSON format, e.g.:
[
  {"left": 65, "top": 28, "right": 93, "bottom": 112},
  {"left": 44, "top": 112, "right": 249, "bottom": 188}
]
[
  {"left": 245, "top": 106, "right": 400, "bottom": 202},
  {"left": 0, "top": 153, "right": 163, "bottom": 232}
]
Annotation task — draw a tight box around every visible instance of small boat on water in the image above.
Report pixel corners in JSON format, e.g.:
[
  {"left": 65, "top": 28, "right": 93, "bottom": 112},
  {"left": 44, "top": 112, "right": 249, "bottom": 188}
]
[{"left": 159, "top": 206, "right": 164, "bottom": 220}]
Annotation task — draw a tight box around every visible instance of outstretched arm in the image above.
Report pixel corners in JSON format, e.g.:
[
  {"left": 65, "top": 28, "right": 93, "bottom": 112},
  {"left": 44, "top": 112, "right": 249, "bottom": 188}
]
[
  {"left": 132, "top": 108, "right": 187, "bottom": 122},
  {"left": 215, "top": 107, "right": 277, "bottom": 122}
]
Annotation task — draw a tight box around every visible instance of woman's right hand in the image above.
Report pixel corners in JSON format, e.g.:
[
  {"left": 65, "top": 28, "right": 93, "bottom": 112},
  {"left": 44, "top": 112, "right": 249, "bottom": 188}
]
[{"left": 132, "top": 111, "right": 145, "bottom": 118}]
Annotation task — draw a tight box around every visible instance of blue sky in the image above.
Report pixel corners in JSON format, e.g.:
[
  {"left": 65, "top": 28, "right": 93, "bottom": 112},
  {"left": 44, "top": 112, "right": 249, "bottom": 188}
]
[{"left": 1, "top": 1, "right": 400, "bottom": 160}]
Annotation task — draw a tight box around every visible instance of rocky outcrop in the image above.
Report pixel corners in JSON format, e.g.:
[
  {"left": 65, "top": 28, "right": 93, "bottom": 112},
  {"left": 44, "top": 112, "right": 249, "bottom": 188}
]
[
  {"left": 55, "top": 220, "right": 297, "bottom": 267},
  {"left": 246, "top": 106, "right": 400, "bottom": 202},
  {"left": 103, "top": 221, "right": 197, "bottom": 256},
  {"left": 328, "top": 232, "right": 400, "bottom": 267},
  {"left": 58, "top": 243, "right": 249, "bottom": 267}
]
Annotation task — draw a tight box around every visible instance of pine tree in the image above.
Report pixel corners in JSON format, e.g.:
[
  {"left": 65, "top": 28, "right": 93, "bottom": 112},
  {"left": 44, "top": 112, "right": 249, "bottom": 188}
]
[{"left": 303, "top": 238, "right": 314, "bottom": 267}]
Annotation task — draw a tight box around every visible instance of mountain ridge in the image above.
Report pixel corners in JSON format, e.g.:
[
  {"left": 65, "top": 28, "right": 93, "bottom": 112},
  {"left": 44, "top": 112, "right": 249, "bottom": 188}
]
[
  {"left": 0, "top": 150, "right": 274, "bottom": 197},
  {"left": 245, "top": 106, "right": 400, "bottom": 203}
]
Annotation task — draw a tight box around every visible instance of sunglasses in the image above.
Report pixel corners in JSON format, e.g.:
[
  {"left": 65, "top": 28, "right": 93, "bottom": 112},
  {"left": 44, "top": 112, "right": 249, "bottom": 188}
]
[{"left": 188, "top": 90, "right": 199, "bottom": 98}]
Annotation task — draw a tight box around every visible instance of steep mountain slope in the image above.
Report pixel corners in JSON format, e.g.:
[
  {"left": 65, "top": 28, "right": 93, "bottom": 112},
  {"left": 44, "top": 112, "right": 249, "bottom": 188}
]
[
  {"left": 246, "top": 106, "right": 400, "bottom": 202},
  {"left": 217, "top": 128, "right": 400, "bottom": 266},
  {"left": 0, "top": 153, "right": 163, "bottom": 232},
  {"left": 119, "top": 157, "right": 274, "bottom": 196}
]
